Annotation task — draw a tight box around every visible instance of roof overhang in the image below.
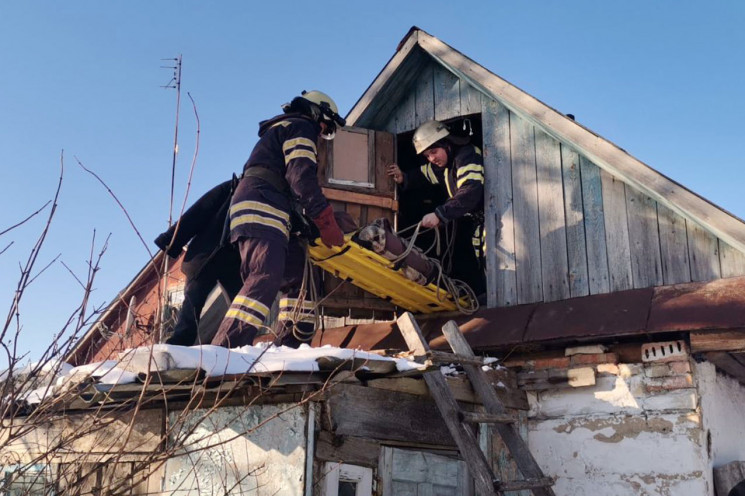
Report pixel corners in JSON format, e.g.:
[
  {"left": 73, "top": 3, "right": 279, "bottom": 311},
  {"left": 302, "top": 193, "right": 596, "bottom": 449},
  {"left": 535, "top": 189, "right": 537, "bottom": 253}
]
[{"left": 313, "top": 275, "right": 745, "bottom": 352}]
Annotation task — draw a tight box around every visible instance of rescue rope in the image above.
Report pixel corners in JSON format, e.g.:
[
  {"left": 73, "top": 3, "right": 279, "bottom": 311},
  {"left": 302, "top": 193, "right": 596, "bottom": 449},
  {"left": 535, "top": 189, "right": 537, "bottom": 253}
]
[{"left": 390, "top": 221, "right": 479, "bottom": 315}]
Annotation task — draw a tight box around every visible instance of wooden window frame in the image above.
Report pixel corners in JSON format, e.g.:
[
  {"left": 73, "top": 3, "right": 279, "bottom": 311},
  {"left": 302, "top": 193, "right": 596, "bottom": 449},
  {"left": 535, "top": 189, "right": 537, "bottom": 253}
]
[{"left": 322, "top": 462, "right": 373, "bottom": 496}]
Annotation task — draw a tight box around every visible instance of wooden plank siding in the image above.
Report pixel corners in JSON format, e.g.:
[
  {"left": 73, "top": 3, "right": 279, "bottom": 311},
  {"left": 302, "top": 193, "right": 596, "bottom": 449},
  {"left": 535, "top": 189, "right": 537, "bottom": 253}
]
[
  {"left": 511, "top": 114, "right": 543, "bottom": 303},
  {"left": 625, "top": 187, "right": 664, "bottom": 288},
  {"left": 535, "top": 128, "right": 570, "bottom": 301},
  {"left": 600, "top": 171, "right": 633, "bottom": 291},
  {"left": 482, "top": 98, "right": 517, "bottom": 307},
  {"left": 580, "top": 155, "right": 610, "bottom": 294},
  {"left": 688, "top": 221, "right": 721, "bottom": 281},
  {"left": 414, "top": 63, "right": 435, "bottom": 126},
  {"left": 386, "top": 62, "right": 482, "bottom": 134},
  {"left": 657, "top": 203, "right": 691, "bottom": 284},
  {"left": 561, "top": 145, "right": 590, "bottom": 298},
  {"left": 373, "top": 61, "right": 745, "bottom": 311},
  {"left": 434, "top": 63, "right": 461, "bottom": 121}
]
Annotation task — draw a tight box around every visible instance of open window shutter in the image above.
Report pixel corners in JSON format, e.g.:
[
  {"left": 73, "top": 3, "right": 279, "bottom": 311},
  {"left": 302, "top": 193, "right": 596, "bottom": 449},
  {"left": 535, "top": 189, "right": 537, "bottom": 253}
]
[{"left": 316, "top": 126, "right": 397, "bottom": 318}]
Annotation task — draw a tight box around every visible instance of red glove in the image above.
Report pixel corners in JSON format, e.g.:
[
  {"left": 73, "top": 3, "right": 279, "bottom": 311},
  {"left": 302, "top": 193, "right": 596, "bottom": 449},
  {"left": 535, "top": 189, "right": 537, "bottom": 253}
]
[{"left": 312, "top": 205, "right": 344, "bottom": 247}]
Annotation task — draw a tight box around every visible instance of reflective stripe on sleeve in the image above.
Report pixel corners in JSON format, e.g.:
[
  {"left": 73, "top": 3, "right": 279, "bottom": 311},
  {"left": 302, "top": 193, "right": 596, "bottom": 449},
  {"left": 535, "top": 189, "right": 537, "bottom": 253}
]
[
  {"left": 457, "top": 172, "right": 485, "bottom": 188},
  {"left": 282, "top": 137, "right": 317, "bottom": 155},
  {"left": 230, "top": 214, "right": 289, "bottom": 238},
  {"left": 230, "top": 201, "right": 290, "bottom": 223},
  {"left": 420, "top": 163, "right": 439, "bottom": 185},
  {"left": 284, "top": 149, "right": 317, "bottom": 164}
]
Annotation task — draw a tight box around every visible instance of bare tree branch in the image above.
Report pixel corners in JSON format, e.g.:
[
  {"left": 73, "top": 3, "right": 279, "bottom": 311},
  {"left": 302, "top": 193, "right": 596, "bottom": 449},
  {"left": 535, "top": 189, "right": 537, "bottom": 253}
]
[
  {"left": 75, "top": 157, "right": 155, "bottom": 262},
  {"left": 0, "top": 201, "right": 51, "bottom": 238}
]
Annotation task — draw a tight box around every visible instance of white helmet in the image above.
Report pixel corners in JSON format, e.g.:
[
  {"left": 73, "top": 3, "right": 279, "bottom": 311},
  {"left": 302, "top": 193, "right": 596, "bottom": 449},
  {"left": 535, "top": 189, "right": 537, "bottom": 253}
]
[
  {"left": 412, "top": 120, "right": 450, "bottom": 154},
  {"left": 299, "top": 90, "right": 346, "bottom": 140}
]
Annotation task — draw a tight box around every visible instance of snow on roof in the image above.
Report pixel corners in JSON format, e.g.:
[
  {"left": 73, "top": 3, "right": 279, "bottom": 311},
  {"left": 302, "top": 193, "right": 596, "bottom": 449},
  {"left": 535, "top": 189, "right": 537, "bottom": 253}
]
[{"left": 22, "top": 343, "right": 429, "bottom": 405}]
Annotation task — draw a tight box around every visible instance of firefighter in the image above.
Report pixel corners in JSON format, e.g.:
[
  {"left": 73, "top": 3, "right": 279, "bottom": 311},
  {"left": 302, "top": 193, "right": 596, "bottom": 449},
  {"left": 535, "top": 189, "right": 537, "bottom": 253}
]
[
  {"left": 154, "top": 177, "right": 242, "bottom": 346},
  {"left": 211, "top": 90, "right": 346, "bottom": 349},
  {"left": 386, "top": 120, "right": 485, "bottom": 285}
]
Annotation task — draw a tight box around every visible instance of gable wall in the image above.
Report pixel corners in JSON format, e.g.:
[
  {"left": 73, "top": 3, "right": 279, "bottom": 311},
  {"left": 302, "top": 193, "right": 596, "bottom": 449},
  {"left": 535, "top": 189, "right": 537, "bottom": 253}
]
[{"left": 378, "top": 61, "right": 745, "bottom": 308}]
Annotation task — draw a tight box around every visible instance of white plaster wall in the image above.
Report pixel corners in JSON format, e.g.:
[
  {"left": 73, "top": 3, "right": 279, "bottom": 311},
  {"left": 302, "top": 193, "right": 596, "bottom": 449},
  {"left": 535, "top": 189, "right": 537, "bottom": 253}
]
[
  {"left": 163, "top": 404, "right": 308, "bottom": 495},
  {"left": 698, "top": 361, "right": 745, "bottom": 466},
  {"left": 526, "top": 366, "right": 711, "bottom": 496}
]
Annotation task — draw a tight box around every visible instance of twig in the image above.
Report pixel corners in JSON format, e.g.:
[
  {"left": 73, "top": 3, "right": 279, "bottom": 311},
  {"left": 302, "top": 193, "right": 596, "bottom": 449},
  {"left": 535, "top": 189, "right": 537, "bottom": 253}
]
[
  {"left": 75, "top": 156, "right": 154, "bottom": 261},
  {"left": 0, "top": 200, "right": 51, "bottom": 238},
  {"left": 0, "top": 242, "right": 12, "bottom": 256}
]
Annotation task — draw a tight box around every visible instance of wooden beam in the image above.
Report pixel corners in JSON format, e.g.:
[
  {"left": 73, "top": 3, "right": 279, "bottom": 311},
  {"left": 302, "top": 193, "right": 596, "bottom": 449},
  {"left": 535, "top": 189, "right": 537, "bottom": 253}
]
[
  {"left": 366, "top": 374, "right": 529, "bottom": 410},
  {"left": 321, "top": 187, "right": 398, "bottom": 211},
  {"left": 415, "top": 31, "right": 745, "bottom": 254},
  {"left": 460, "top": 411, "right": 515, "bottom": 425},
  {"left": 690, "top": 330, "right": 745, "bottom": 353},
  {"left": 315, "top": 431, "right": 380, "bottom": 468}
]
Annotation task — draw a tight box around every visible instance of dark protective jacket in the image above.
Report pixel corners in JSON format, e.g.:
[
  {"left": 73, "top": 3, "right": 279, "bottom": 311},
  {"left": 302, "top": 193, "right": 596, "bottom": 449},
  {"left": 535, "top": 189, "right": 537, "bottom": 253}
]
[
  {"left": 228, "top": 113, "right": 329, "bottom": 244},
  {"left": 402, "top": 143, "right": 485, "bottom": 223},
  {"left": 155, "top": 178, "right": 238, "bottom": 279}
]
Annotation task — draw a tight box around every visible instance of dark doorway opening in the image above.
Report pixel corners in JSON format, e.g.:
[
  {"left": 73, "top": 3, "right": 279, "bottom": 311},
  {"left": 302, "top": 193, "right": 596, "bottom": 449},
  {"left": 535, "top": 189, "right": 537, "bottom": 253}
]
[{"left": 394, "top": 114, "right": 485, "bottom": 296}]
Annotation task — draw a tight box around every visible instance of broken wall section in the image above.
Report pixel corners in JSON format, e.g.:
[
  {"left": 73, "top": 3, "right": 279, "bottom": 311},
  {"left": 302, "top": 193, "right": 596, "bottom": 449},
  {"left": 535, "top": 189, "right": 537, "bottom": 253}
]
[{"left": 510, "top": 343, "right": 711, "bottom": 496}]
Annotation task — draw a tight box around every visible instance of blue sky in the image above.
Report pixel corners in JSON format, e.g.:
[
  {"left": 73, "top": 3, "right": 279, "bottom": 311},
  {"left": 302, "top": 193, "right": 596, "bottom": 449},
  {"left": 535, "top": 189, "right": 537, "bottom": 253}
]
[{"left": 1, "top": 1, "right": 744, "bottom": 364}]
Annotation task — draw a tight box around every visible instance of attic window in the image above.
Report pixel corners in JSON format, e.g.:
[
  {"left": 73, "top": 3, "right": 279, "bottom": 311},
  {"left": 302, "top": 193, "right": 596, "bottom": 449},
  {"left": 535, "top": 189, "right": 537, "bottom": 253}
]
[{"left": 328, "top": 128, "right": 374, "bottom": 188}]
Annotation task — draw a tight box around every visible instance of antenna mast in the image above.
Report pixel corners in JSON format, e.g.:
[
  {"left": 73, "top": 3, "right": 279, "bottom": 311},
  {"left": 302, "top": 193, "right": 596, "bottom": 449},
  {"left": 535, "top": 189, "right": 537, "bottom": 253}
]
[
  {"left": 161, "top": 55, "right": 182, "bottom": 228},
  {"left": 158, "top": 55, "right": 182, "bottom": 343}
]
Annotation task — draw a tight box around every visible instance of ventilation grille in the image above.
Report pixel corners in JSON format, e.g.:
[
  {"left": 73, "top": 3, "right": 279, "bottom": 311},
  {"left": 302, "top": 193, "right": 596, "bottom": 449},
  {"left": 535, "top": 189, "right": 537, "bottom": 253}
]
[{"left": 641, "top": 340, "right": 688, "bottom": 363}]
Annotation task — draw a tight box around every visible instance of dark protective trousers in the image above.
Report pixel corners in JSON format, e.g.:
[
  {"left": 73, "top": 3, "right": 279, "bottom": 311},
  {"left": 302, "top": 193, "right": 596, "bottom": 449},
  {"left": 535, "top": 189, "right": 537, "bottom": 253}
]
[
  {"left": 211, "top": 236, "right": 315, "bottom": 348},
  {"left": 165, "top": 257, "right": 243, "bottom": 346}
]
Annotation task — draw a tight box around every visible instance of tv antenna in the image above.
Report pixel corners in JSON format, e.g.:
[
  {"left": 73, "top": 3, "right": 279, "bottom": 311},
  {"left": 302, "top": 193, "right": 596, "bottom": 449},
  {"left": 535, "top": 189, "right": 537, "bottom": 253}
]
[
  {"left": 161, "top": 55, "right": 182, "bottom": 227},
  {"left": 158, "top": 55, "right": 182, "bottom": 343}
]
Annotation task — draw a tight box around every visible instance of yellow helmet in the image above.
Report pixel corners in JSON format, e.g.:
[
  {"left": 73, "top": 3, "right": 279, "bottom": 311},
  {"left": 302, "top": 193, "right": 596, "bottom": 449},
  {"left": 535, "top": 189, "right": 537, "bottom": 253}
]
[{"left": 412, "top": 120, "right": 450, "bottom": 154}]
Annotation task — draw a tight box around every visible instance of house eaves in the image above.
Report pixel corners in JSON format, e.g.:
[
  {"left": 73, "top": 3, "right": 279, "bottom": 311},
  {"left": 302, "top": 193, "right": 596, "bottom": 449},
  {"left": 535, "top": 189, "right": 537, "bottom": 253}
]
[
  {"left": 347, "top": 27, "right": 745, "bottom": 254},
  {"left": 314, "top": 275, "right": 745, "bottom": 352}
]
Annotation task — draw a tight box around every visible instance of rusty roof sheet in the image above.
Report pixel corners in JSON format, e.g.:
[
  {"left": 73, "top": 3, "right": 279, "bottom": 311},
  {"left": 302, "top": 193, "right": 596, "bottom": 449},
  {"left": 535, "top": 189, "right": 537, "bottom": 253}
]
[{"left": 314, "top": 276, "right": 745, "bottom": 352}]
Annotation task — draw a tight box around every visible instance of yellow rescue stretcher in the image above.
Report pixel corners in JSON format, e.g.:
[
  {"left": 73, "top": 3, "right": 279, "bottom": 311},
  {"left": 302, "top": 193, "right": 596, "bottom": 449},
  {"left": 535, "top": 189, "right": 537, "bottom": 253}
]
[{"left": 308, "top": 234, "right": 464, "bottom": 314}]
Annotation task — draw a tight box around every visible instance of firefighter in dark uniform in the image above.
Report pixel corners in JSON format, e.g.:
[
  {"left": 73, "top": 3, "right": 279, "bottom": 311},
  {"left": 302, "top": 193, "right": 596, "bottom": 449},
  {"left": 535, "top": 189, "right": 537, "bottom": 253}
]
[
  {"left": 212, "top": 90, "right": 345, "bottom": 349},
  {"left": 154, "top": 177, "right": 242, "bottom": 346},
  {"left": 387, "top": 120, "right": 485, "bottom": 287}
]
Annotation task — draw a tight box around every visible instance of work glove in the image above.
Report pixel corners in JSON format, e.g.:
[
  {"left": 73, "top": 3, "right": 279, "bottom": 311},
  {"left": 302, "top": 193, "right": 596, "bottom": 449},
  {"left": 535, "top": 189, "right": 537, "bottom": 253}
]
[
  {"left": 154, "top": 232, "right": 182, "bottom": 258},
  {"left": 312, "top": 205, "right": 344, "bottom": 247}
]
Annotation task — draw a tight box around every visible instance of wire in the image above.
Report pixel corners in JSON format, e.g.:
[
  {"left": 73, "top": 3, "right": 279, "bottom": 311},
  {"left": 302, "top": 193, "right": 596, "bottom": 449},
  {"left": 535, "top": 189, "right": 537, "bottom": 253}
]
[{"left": 389, "top": 221, "right": 479, "bottom": 315}]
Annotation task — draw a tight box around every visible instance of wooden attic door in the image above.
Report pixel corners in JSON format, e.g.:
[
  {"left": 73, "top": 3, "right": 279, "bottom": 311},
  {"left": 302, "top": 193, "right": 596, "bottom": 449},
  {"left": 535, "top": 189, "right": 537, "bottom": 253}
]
[{"left": 316, "top": 126, "right": 397, "bottom": 317}]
